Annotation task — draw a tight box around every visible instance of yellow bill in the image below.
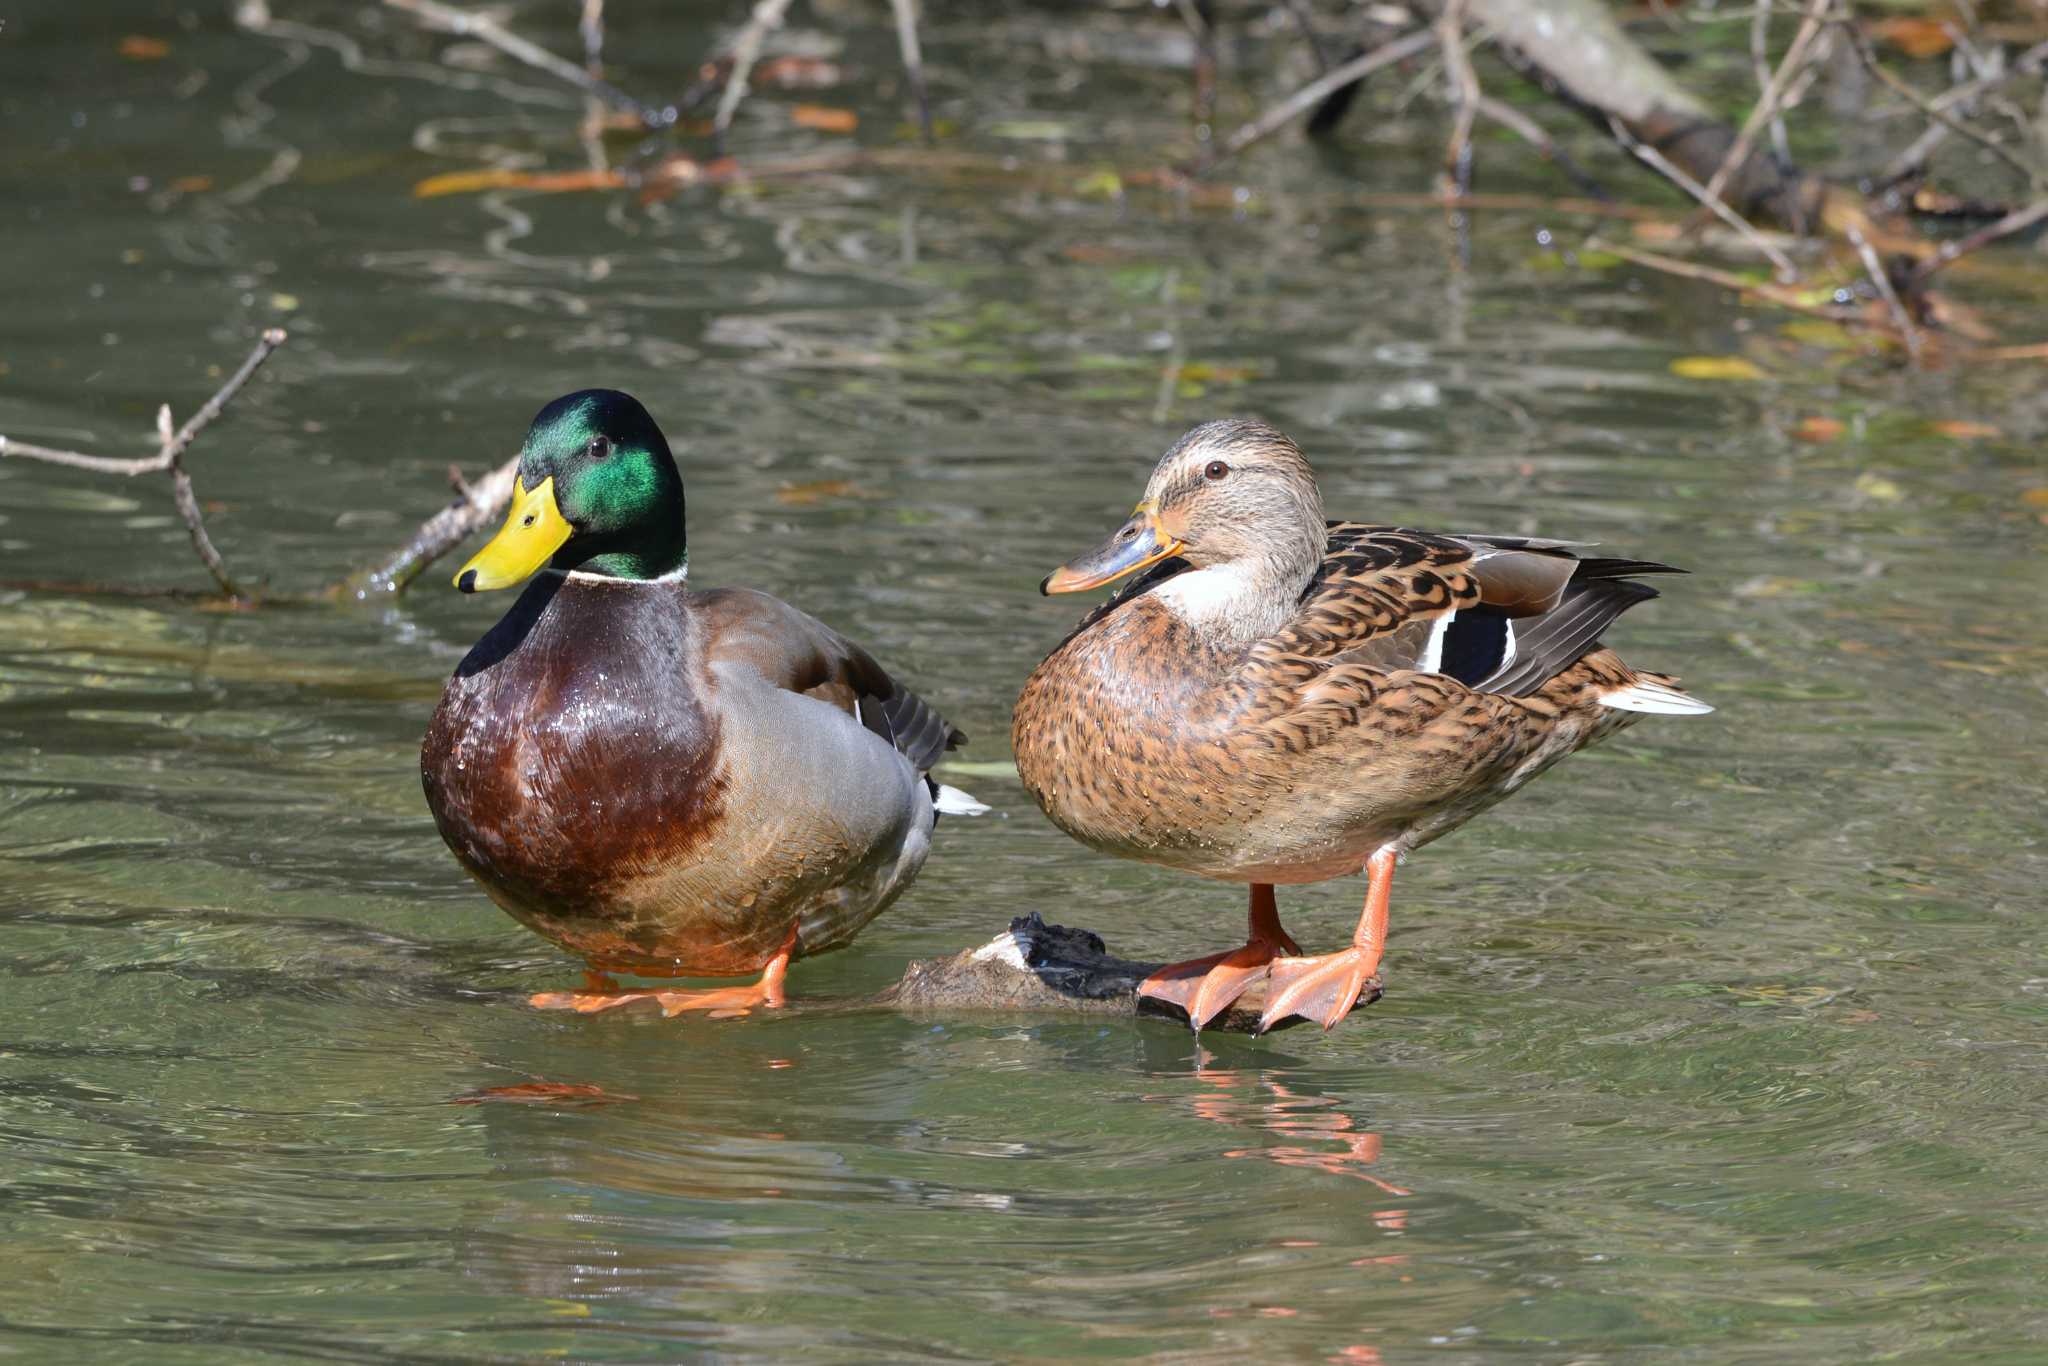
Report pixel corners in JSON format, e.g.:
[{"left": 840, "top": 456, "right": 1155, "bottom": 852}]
[{"left": 455, "top": 475, "right": 573, "bottom": 592}]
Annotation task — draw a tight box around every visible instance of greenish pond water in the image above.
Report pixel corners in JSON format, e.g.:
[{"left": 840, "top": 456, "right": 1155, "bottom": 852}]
[{"left": 4, "top": 2, "right": 2046, "bottom": 1361}]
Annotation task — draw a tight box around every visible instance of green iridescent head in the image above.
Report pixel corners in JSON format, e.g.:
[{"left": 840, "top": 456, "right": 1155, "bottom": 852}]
[{"left": 455, "top": 389, "right": 687, "bottom": 591}]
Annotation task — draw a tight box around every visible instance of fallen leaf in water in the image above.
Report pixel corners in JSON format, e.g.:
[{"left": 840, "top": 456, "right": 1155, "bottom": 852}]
[
  {"left": 450, "top": 1082, "right": 636, "bottom": 1106},
  {"left": 1175, "top": 361, "right": 1261, "bottom": 384},
  {"left": 413, "top": 167, "right": 625, "bottom": 198},
  {"left": 2020, "top": 487, "right": 2048, "bottom": 508},
  {"left": 791, "top": 104, "right": 858, "bottom": 133},
  {"left": 1779, "top": 319, "right": 1857, "bottom": 350},
  {"left": 119, "top": 35, "right": 171, "bottom": 60},
  {"left": 1073, "top": 169, "right": 1124, "bottom": 199},
  {"left": 1793, "top": 416, "right": 1845, "bottom": 443},
  {"left": 1854, "top": 471, "right": 1905, "bottom": 503},
  {"left": 774, "top": 479, "right": 867, "bottom": 505},
  {"left": 636, "top": 155, "right": 743, "bottom": 203},
  {"left": 1927, "top": 419, "right": 2002, "bottom": 439},
  {"left": 1670, "top": 355, "right": 1767, "bottom": 381},
  {"left": 758, "top": 56, "right": 842, "bottom": 89},
  {"left": 1869, "top": 16, "right": 1955, "bottom": 59}
]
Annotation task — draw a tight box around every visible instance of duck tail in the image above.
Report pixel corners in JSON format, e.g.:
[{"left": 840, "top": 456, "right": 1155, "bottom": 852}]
[
  {"left": 1598, "top": 673, "right": 1714, "bottom": 716},
  {"left": 929, "top": 780, "right": 991, "bottom": 817}
]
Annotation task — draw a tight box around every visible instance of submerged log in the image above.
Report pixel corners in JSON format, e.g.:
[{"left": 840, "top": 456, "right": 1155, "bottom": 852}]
[
  {"left": 1468, "top": 0, "right": 1830, "bottom": 233},
  {"left": 872, "top": 912, "right": 1380, "bottom": 1034}
]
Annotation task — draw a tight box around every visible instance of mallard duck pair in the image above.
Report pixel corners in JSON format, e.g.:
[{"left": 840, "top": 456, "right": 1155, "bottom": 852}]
[{"left": 423, "top": 395, "right": 1709, "bottom": 1030}]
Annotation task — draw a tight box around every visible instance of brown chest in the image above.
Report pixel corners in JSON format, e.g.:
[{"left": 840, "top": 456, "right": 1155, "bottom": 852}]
[{"left": 420, "top": 577, "right": 725, "bottom": 919}]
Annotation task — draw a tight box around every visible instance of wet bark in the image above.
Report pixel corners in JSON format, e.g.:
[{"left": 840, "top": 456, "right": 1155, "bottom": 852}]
[
  {"left": 1468, "top": 0, "right": 1830, "bottom": 232},
  {"left": 870, "top": 913, "right": 1380, "bottom": 1034}
]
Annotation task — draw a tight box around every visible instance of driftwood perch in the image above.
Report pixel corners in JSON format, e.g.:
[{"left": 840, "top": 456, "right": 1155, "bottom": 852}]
[{"left": 874, "top": 913, "right": 1380, "bottom": 1034}]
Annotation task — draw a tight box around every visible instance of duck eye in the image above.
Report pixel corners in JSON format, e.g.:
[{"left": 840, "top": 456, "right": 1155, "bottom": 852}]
[
  {"left": 586, "top": 436, "right": 613, "bottom": 460},
  {"left": 1203, "top": 460, "right": 1230, "bottom": 481}
]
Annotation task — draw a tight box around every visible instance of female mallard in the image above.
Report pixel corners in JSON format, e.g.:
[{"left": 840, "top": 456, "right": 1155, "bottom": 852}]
[
  {"left": 1012, "top": 419, "right": 1710, "bottom": 1035},
  {"left": 422, "top": 389, "right": 981, "bottom": 1017}
]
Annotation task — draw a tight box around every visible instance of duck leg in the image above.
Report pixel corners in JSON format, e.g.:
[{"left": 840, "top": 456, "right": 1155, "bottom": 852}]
[
  {"left": 1258, "top": 847, "right": 1393, "bottom": 1034},
  {"left": 530, "top": 927, "right": 796, "bottom": 1019},
  {"left": 1138, "top": 884, "right": 1302, "bottom": 1033}
]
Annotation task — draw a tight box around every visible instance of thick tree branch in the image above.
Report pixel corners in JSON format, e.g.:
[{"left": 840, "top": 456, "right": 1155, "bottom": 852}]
[
  {"left": 1470, "top": 0, "right": 1829, "bottom": 233},
  {"left": 873, "top": 914, "right": 1378, "bottom": 1034}
]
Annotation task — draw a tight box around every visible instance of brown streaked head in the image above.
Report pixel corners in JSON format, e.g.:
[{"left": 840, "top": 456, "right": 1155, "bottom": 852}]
[{"left": 1042, "top": 418, "right": 1328, "bottom": 596}]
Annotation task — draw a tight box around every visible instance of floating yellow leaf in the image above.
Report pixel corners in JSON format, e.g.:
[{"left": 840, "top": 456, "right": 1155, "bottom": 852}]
[
  {"left": 1853, "top": 471, "right": 1905, "bottom": 503},
  {"left": 168, "top": 175, "right": 214, "bottom": 194},
  {"left": 1793, "top": 416, "right": 1844, "bottom": 443},
  {"left": 1779, "top": 319, "right": 1856, "bottom": 350},
  {"left": 790, "top": 104, "right": 857, "bottom": 133},
  {"left": 774, "top": 480, "right": 866, "bottom": 506},
  {"left": 1928, "top": 419, "right": 2002, "bottom": 440},
  {"left": 1670, "top": 355, "right": 1766, "bottom": 382},
  {"left": 118, "top": 35, "right": 171, "bottom": 60},
  {"left": 1073, "top": 169, "right": 1124, "bottom": 199},
  {"left": 2020, "top": 487, "right": 2048, "bottom": 508},
  {"left": 1175, "top": 362, "right": 1260, "bottom": 384},
  {"left": 413, "top": 167, "right": 624, "bottom": 198}
]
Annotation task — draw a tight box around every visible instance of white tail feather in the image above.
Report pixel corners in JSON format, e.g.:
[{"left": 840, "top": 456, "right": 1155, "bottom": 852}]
[
  {"left": 933, "top": 783, "right": 990, "bottom": 816},
  {"left": 1599, "top": 680, "right": 1714, "bottom": 716}
]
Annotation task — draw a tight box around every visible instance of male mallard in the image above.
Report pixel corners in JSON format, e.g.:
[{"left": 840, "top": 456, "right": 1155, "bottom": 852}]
[
  {"left": 1011, "top": 419, "right": 1710, "bottom": 1034},
  {"left": 421, "top": 390, "right": 981, "bottom": 1017}
]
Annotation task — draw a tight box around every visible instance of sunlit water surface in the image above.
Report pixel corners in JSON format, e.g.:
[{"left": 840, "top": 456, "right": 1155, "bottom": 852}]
[{"left": 3, "top": 3, "right": 2046, "bottom": 1361}]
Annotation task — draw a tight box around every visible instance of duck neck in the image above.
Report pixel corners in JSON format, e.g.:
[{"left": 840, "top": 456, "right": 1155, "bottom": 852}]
[
  {"left": 557, "top": 495, "right": 689, "bottom": 582},
  {"left": 1151, "top": 535, "right": 1323, "bottom": 649}
]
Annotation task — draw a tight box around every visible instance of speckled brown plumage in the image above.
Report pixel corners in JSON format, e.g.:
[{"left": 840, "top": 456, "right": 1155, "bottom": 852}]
[{"left": 1011, "top": 419, "right": 1710, "bottom": 1031}]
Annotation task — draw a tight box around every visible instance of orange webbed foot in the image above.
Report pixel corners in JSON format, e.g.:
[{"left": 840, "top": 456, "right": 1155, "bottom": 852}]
[
  {"left": 529, "top": 978, "right": 785, "bottom": 1018},
  {"left": 1138, "top": 885, "right": 1301, "bottom": 1033},
  {"left": 1257, "top": 948, "right": 1379, "bottom": 1034},
  {"left": 529, "top": 928, "right": 795, "bottom": 1020}
]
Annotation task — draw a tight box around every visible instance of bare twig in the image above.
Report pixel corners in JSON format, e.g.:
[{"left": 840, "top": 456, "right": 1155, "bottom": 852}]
[
  {"left": 1607, "top": 115, "right": 1801, "bottom": 278},
  {"left": 1752, "top": 0, "right": 1792, "bottom": 163},
  {"left": 1845, "top": 223, "right": 1921, "bottom": 362},
  {"left": 383, "top": 0, "right": 676, "bottom": 128},
  {"left": 1203, "top": 26, "right": 1436, "bottom": 170},
  {"left": 888, "top": 0, "right": 935, "bottom": 143},
  {"left": 1586, "top": 237, "right": 1875, "bottom": 329},
  {"left": 1437, "top": 0, "right": 1479, "bottom": 197},
  {"left": 341, "top": 455, "right": 521, "bottom": 600},
  {"left": 1283, "top": 0, "right": 1334, "bottom": 74},
  {"left": 1699, "top": 0, "right": 1833, "bottom": 215},
  {"left": 1878, "top": 39, "right": 2048, "bottom": 183},
  {"left": 1911, "top": 196, "right": 2048, "bottom": 282},
  {"left": 578, "top": 0, "right": 604, "bottom": 69},
  {"left": 1841, "top": 17, "right": 2044, "bottom": 191},
  {"left": 713, "top": 0, "right": 798, "bottom": 138},
  {"left": 0, "top": 329, "right": 287, "bottom": 600},
  {"left": 1473, "top": 97, "right": 1610, "bottom": 199}
]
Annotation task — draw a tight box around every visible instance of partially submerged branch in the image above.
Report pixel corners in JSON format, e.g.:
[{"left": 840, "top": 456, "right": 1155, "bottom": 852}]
[
  {"left": 0, "top": 328, "right": 287, "bottom": 602},
  {"left": 874, "top": 914, "right": 1377, "bottom": 1034},
  {"left": 1468, "top": 0, "right": 1830, "bottom": 234},
  {"left": 1203, "top": 27, "right": 1436, "bottom": 170},
  {"left": 1, "top": 327, "right": 517, "bottom": 606},
  {"left": 341, "top": 456, "right": 521, "bottom": 600}
]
